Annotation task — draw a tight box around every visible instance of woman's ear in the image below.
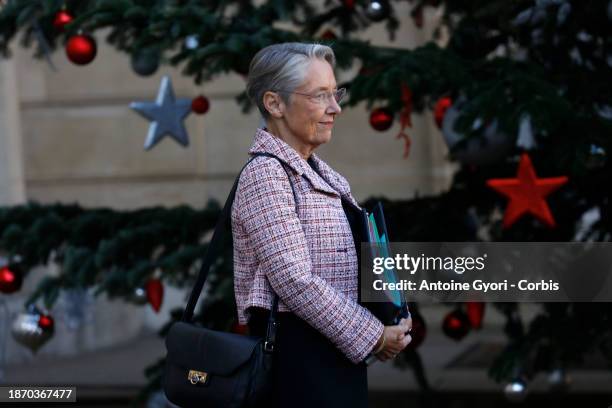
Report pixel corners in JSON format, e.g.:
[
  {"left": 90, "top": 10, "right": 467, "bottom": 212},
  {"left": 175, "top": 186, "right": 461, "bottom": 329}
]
[{"left": 263, "top": 91, "right": 284, "bottom": 118}]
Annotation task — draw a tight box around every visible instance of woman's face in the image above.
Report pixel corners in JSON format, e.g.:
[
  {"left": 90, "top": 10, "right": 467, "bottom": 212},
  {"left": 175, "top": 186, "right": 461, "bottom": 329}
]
[{"left": 281, "top": 59, "right": 342, "bottom": 150}]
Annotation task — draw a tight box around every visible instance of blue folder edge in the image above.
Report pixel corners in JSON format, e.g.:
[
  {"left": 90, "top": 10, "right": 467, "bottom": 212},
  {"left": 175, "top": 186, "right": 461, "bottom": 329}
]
[{"left": 362, "top": 202, "right": 411, "bottom": 365}]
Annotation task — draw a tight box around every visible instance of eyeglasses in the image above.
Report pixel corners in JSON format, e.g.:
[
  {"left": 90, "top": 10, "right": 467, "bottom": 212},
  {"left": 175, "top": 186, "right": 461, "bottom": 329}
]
[{"left": 273, "top": 87, "right": 347, "bottom": 106}]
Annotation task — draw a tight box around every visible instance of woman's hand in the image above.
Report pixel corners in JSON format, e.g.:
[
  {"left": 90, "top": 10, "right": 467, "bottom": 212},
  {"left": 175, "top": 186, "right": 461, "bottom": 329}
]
[{"left": 373, "top": 317, "right": 412, "bottom": 361}]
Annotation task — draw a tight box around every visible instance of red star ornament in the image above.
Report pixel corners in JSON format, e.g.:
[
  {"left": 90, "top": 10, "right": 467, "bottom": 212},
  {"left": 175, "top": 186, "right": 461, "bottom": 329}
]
[{"left": 486, "top": 153, "right": 568, "bottom": 229}]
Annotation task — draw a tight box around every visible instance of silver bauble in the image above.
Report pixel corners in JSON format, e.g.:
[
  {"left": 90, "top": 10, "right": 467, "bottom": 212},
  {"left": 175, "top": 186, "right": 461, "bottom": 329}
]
[
  {"left": 503, "top": 379, "right": 528, "bottom": 402},
  {"left": 11, "top": 306, "right": 54, "bottom": 353},
  {"left": 365, "top": 0, "right": 390, "bottom": 22},
  {"left": 131, "top": 49, "right": 160, "bottom": 77},
  {"left": 185, "top": 35, "right": 199, "bottom": 50},
  {"left": 131, "top": 286, "right": 148, "bottom": 305}
]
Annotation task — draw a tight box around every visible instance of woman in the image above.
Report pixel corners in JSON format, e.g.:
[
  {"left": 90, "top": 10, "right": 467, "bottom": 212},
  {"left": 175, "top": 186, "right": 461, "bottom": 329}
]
[{"left": 231, "top": 42, "right": 412, "bottom": 407}]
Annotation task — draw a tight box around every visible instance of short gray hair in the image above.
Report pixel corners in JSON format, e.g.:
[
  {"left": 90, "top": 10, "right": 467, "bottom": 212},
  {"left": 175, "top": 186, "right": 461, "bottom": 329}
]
[{"left": 246, "top": 42, "right": 336, "bottom": 120}]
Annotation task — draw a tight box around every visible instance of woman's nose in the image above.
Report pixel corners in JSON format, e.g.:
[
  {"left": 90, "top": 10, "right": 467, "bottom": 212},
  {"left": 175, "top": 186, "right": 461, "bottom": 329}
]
[{"left": 327, "top": 97, "right": 342, "bottom": 114}]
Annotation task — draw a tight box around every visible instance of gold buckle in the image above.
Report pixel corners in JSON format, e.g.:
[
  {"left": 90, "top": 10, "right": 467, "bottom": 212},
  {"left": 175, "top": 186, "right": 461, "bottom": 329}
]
[{"left": 188, "top": 370, "right": 208, "bottom": 385}]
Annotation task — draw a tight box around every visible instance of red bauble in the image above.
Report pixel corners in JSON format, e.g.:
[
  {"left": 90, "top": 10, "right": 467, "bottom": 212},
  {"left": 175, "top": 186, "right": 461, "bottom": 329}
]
[
  {"left": 369, "top": 107, "right": 394, "bottom": 131},
  {"left": 442, "top": 309, "right": 471, "bottom": 341},
  {"left": 146, "top": 278, "right": 164, "bottom": 313},
  {"left": 0, "top": 265, "right": 23, "bottom": 294},
  {"left": 343, "top": 0, "right": 355, "bottom": 9},
  {"left": 321, "top": 29, "right": 337, "bottom": 40},
  {"left": 38, "top": 314, "right": 54, "bottom": 331},
  {"left": 433, "top": 96, "right": 452, "bottom": 128},
  {"left": 486, "top": 153, "right": 568, "bottom": 229},
  {"left": 53, "top": 10, "right": 74, "bottom": 32},
  {"left": 466, "top": 301, "right": 486, "bottom": 329},
  {"left": 191, "top": 95, "right": 210, "bottom": 114},
  {"left": 406, "top": 311, "right": 427, "bottom": 349},
  {"left": 65, "top": 34, "right": 97, "bottom": 65}
]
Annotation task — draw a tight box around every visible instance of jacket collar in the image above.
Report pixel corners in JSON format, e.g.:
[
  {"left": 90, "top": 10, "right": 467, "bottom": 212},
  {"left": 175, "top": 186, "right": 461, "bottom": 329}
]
[{"left": 248, "top": 127, "right": 352, "bottom": 200}]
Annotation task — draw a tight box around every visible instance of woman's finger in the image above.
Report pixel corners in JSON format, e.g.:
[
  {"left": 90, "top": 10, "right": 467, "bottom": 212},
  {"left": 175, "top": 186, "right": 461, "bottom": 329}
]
[
  {"left": 402, "top": 334, "right": 412, "bottom": 347},
  {"left": 387, "top": 342, "right": 404, "bottom": 353},
  {"left": 388, "top": 327, "right": 403, "bottom": 339}
]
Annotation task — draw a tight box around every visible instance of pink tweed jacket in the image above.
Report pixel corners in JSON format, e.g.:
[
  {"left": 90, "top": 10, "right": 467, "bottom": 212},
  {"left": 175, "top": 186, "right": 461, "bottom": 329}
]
[{"left": 231, "top": 127, "right": 384, "bottom": 364}]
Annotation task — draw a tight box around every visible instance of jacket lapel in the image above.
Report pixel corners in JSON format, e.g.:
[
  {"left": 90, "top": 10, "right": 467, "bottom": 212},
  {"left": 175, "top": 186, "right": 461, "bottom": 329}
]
[{"left": 308, "top": 153, "right": 363, "bottom": 210}]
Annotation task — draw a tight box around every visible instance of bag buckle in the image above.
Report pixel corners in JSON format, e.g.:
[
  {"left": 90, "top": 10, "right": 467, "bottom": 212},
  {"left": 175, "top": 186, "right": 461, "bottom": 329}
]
[
  {"left": 188, "top": 370, "right": 209, "bottom": 385},
  {"left": 263, "top": 340, "right": 275, "bottom": 353}
]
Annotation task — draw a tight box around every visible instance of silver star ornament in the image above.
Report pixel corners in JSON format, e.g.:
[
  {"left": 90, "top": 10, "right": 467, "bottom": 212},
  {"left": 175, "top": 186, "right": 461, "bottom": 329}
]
[{"left": 130, "top": 75, "right": 192, "bottom": 150}]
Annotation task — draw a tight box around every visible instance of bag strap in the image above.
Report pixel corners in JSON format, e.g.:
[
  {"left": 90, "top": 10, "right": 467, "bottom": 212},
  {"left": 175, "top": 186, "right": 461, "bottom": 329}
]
[{"left": 181, "top": 152, "right": 298, "bottom": 351}]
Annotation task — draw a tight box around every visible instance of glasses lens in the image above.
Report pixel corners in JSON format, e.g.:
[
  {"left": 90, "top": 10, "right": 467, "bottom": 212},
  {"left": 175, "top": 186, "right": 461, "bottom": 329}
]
[{"left": 334, "top": 88, "right": 346, "bottom": 104}]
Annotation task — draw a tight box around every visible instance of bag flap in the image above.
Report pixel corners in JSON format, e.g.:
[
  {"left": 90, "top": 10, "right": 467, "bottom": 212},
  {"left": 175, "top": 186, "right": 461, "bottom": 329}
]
[{"left": 165, "top": 322, "right": 262, "bottom": 376}]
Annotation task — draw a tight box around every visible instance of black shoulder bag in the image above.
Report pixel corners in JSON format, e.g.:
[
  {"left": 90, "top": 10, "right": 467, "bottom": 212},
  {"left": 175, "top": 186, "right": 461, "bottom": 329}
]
[{"left": 163, "top": 153, "right": 297, "bottom": 408}]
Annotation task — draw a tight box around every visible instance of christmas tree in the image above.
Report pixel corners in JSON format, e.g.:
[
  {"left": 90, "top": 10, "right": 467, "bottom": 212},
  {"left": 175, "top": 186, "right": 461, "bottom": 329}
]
[{"left": 1, "top": 0, "right": 611, "bottom": 404}]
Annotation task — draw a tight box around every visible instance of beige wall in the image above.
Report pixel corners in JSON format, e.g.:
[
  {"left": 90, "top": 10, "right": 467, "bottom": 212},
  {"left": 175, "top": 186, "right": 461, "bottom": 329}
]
[
  {"left": 0, "top": 57, "right": 26, "bottom": 205},
  {"left": 2, "top": 3, "right": 453, "bottom": 210}
]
